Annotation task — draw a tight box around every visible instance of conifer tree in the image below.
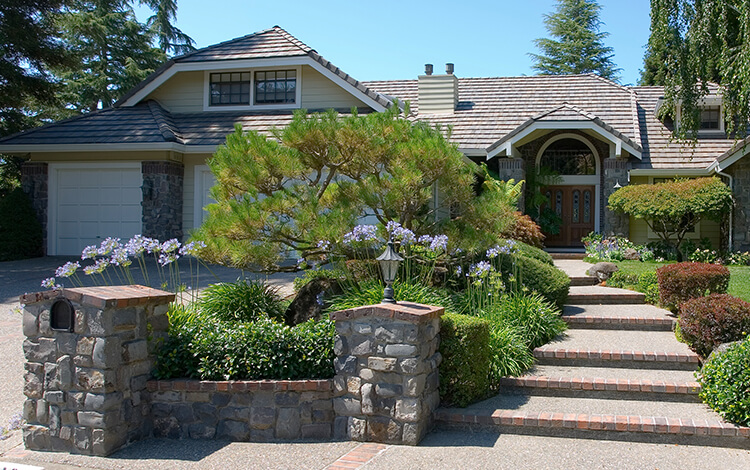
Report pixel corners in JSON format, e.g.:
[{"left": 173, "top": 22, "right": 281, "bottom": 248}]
[
  {"left": 139, "top": 0, "right": 195, "bottom": 55},
  {"left": 530, "top": 0, "right": 620, "bottom": 82}
]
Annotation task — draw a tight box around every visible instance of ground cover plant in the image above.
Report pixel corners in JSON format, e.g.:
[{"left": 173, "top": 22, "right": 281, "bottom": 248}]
[{"left": 698, "top": 336, "right": 750, "bottom": 427}]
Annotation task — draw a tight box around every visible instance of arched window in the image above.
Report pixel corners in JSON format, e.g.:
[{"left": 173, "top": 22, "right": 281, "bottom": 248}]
[{"left": 539, "top": 138, "right": 597, "bottom": 175}]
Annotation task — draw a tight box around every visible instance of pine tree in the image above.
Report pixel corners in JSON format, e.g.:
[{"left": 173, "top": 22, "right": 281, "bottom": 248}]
[
  {"left": 138, "top": 0, "right": 195, "bottom": 55},
  {"left": 55, "top": 0, "right": 166, "bottom": 112},
  {"left": 530, "top": 0, "right": 621, "bottom": 82},
  {"left": 641, "top": 0, "right": 750, "bottom": 138}
]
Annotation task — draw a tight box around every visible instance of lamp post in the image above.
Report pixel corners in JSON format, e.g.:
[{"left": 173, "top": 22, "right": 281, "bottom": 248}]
[{"left": 377, "top": 237, "right": 403, "bottom": 303}]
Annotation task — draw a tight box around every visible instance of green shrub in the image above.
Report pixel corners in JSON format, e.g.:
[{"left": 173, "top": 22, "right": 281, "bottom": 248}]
[
  {"left": 637, "top": 272, "right": 659, "bottom": 305},
  {"left": 153, "top": 303, "right": 202, "bottom": 379},
  {"left": 515, "top": 241, "right": 554, "bottom": 266},
  {"left": 155, "top": 314, "right": 335, "bottom": 380},
  {"left": 679, "top": 294, "right": 750, "bottom": 358},
  {"left": 198, "top": 279, "right": 285, "bottom": 323},
  {"left": 657, "top": 262, "right": 730, "bottom": 312},
  {"left": 501, "top": 254, "right": 570, "bottom": 308},
  {"left": 0, "top": 188, "right": 43, "bottom": 261},
  {"left": 481, "top": 293, "right": 566, "bottom": 349},
  {"left": 606, "top": 271, "right": 639, "bottom": 289},
  {"left": 486, "top": 325, "right": 535, "bottom": 383},
  {"left": 698, "top": 337, "right": 750, "bottom": 426},
  {"left": 327, "top": 280, "right": 455, "bottom": 313},
  {"left": 293, "top": 267, "right": 347, "bottom": 291},
  {"left": 439, "top": 313, "right": 491, "bottom": 407}
]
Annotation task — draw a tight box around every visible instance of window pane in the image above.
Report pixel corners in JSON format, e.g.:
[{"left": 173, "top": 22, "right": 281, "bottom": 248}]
[
  {"left": 572, "top": 191, "right": 580, "bottom": 223},
  {"left": 555, "top": 191, "right": 562, "bottom": 217},
  {"left": 254, "top": 70, "right": 297, "bottom": 104},
  {"left": 539, "top": 138, "right": 596, "bottom": 175},
  {"left": 584, "top": 190, "right": 591, "bottom": 223},
  {"left": 209, "top": 72, "right": 251, "bottom": 106}
]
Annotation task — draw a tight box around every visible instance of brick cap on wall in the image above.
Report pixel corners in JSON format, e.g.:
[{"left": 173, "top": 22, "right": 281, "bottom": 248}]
[
  {"left": 329, "top": 302, "right": 444, "bottom": 324},
  {"left": 20, "top": 285, "right": 175, "bottom": 309}
]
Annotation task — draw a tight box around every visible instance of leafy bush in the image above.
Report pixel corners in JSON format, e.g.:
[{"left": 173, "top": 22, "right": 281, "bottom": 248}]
[
  {"left": 439, "top": 313, "right": 491, "bottom": 407},
  {"left": 515, "top": 241, "right": 554, "bottom": 266},
  {"left": 679, "top": 294, "right": 750, "bottom": 357},
  {"left": 502, "top": 212, "right": 545, "bottom": 248},
  {"left": 153, "top": 303, "right": 203, "bottom": 379},
  {"left": 637, "top": 271, "right": 660, "bottom": 305},
  {"left": 500, "top": 254, "right": 570, "bottom": 308},
  {"left": 198, "top": 279, "right": 285, "bottom": 323},
  {"left": 698, "top": 337, "right": 750, "bottom": 426},
  {"left": 0, "top": 188, "right": 43, "bottom": 261},
  {"left": 657, "top": 262, "right": 730, "bottom": 312},
  {"left": 481, "top": 293, "right": 566, "bottom": 349},
  {"left": 485, "top": 325, "right": 535, "bottom": 383},
  {"left": 327, "top": 280, "right": 455, "bottom": 313},
  {"left": 155, "top": 314, "right": 335, "bottom": 380}
]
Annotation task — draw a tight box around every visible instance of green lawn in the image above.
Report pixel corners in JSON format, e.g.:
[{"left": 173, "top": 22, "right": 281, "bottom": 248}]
[{"left": 610, "top": 260, "right": 750, "bottom": 303}]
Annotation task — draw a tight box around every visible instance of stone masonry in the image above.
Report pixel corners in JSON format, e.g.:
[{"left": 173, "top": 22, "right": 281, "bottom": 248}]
[
  {"left": 329, "top": 302, "right": 443, "bottom": 445},
  {"left": 141, "top": 161, "right": 183, "bottom": 241},
  {"left": 603, "top": 159, "right": 630, "bottom": 237},
  {"left": 147, "top": 379, "right": 335, "bottom": 441},
  {"left": 728, "top": 158, "right": 750, "bottom": 251},
  {"left": 21, "top": 286, "right": 174, "bottom": 456},
  {"left": 20, "top": 162, "right": 48, "bottom": 253}
]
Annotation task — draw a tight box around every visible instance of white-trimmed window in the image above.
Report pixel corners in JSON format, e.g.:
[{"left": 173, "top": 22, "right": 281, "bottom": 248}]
[
  {"left": 254, "top": 70, "right": 297, "bottom": 105},
  {"left": 209, "top": 72, "right": 251, "bottom": 106},
  {"left": 700, "top": 106, "right": 721, "bottom": 130}
]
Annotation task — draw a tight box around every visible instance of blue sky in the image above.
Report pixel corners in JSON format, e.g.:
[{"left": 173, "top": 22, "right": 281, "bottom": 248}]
[{"left": 135, "top": 0, "right": 652, "bottom": 86}]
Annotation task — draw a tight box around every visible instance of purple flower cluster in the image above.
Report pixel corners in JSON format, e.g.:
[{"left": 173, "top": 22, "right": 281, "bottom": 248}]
[
  {"left": 343, "top": 225, "right": 378, "bottom": 244},
  {"left": 55, "top": 261, "right": 80, "bottom": 278},
  {"left": 386, "top": 221, "right": 415, "bottom": 244},
  {"left": 469, "top": 261, "right": 493, "bottom": 278}
]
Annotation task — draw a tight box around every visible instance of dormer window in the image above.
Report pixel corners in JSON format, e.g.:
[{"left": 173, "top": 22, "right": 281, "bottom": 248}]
[
  {"left": 700, "top": 106, "right": 721, "bottom": 130},
  {"left": 254, "top": 70, "right": 296, "bottom": 105},
  {"left": 210, "top": 72, "right": 251, "bottom": 106}
]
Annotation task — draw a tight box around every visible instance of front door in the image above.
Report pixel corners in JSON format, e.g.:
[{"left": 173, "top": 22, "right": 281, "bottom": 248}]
[{"left": 542, "top": 185, "right": 595, "bottom": 247}]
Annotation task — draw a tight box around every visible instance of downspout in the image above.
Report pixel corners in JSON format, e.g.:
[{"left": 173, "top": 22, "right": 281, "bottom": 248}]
[{"left": 713, "top": 164, "right": 734, "bottom": 251}]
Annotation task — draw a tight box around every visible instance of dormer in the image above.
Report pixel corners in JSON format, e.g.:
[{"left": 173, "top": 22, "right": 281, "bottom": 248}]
[{"left": 655, "top": 92, "right": 725, "bottom": 136}]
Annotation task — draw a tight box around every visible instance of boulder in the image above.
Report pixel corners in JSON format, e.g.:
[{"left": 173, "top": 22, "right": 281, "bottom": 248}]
[
  {"left": 622, "top": 248, "right": 641, "bottom": 261},
  {"left": 586, "top": 262, "right": 619, "bottom": 282},
  {"left": 283, "top": 277, "right": 343, "bottom": 326}
]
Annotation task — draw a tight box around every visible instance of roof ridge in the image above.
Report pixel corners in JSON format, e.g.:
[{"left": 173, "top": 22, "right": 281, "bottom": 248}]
[
  {"left": 586, "top": 73, "right": 635, "bottom": 95},
  {"left": 146, "top": 100, "right": 183, "bottom": 144},
  {"left": 172, "top": 26, "right": 281, "bottom": 62},
  {"left": 271, "top": 25, "right": 313, "bottom": 53}
]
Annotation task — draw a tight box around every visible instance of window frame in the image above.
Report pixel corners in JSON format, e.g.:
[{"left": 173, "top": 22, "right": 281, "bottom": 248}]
[{"left": 203, "top": 66, "right": 302, "bottom": 111}]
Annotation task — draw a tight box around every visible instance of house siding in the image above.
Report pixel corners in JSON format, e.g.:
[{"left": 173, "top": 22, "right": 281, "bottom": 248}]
[
  {"left": 300, "top": 65, "right": 367, "bottom": 110},
  {"left": 148, "top": 71, "right": 204, "bottom": 113}
]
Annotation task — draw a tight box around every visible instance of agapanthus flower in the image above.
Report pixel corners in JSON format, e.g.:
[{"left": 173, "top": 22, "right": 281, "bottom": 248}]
[
  {"left": 430, "top": 235, "right": 448, "bottom": 252},
  {"left": 41, "top": 277, "right": 61, "bottom": 289},
  {"left": 110, "top": 247, "right": 132, "bottom": 267},
  {"left": 386, "top": 221, "right": 415, "bottom": 244},
  {"left": 125, "top": 235, "right": 149, "bottom": 255},
  {"left": 81, "top": 245, "right": 98, "bottom": 260},
  {"left": 55, "top": 261, "right": 80, "bottom": 278},
  {"left": 487, "top": 246, "right": 500, "bottom": 258},
  {"left": 158, "top": 252, "right": 178, "bottom": 266},
  {"left": 179, "top": 241, "right": 206, "bottom": 257},
  {"left": 84, "top": 258, "right": 109, "bottom": 275},
  {"left": 343, "top": 225, "right": 378, "bottom": 244},
  {"left": 97, "top": 237, "right": 121, "bottom": 256},
  {"left": 469, "top": 261, "right": 492, "bottom": 278},
  {"left": 143, "top": 237, "right": 161, "bottom": 253},
  {"left": 455, "top": 266, "right": 463, "bottom": 276},
  {"left": 160, "top": 238, "right": 181, "bottom": 253},
  {"left": 316, "top": 240, "right": 331, "bottom": 251},
  {"left": 7, "top": 413, "right": 22, "bottom": 430},
  {"left": 417, "top": 235, "right": 434, "bottom": 245}
]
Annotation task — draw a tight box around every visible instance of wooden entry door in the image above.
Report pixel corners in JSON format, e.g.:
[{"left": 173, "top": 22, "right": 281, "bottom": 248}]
[{"left": 542, "top": 185, "right": 595, "bottom": 247}]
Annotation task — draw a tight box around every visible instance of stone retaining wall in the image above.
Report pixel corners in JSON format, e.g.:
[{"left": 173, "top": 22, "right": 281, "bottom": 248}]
[{"left": 146, "top": 379, "right": 336, "bottom": 441}]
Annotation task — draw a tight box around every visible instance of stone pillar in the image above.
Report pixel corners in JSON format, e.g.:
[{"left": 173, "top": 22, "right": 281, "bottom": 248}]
[
  {"left": 20, "top": 162, "right": 48, "bottom": 253},
  {"left": 603, "top": 159, "right": 630, "bottom": 237},
  {"left": 21, "top": 286, "right": 174, "bottom": 456},
  {"left": 141, "top": 161, "right": 183, "bottom": 241},
  {"left": 727, "top": 158, "right": 750, "bottom": 251},
  {"left": 495, "top": 158, "right": 526, "bottom": 209},
  {"left": 329, "top": 302, "right": 443, "bottom": 446}
]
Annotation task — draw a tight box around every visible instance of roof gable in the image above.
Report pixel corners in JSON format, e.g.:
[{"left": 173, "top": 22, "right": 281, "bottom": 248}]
[{"left": 174, "top": 26, "right": 311, "bottom": 63}]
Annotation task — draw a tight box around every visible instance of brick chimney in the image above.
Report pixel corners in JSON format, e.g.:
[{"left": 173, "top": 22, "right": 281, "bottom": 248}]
[{"left": 417, "top": 63, "right": 458, "bottom": 114}]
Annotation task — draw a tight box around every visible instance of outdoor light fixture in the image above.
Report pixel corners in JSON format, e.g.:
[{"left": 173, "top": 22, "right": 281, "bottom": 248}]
[
  {"left": 613, "top": 180, "right": 622, "bottom": 189},
  {"left": 377, "top": 237, "right": 403, "bottom": 303}
]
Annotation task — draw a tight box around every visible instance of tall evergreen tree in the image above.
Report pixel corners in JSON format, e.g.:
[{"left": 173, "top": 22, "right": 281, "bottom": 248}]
[
  {"left": 641, "top": 0, "right": 750, "bottom": 138},
  {"left": 0, "top": 0, "right": 73, "bottom": 136},
  {"left": 139, "top": 0, "right": 195, "bottom": 55},
  {"left": 530, "top": 0, "right": 621, "bottom": 82},
  {"left": 55, "top": 0, "right": 166, "bottom": 112}
]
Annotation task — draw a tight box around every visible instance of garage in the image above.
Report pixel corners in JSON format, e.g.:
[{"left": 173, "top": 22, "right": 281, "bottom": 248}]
[{"left": 49, "top": 163, "right": 142, "bottom": 256}]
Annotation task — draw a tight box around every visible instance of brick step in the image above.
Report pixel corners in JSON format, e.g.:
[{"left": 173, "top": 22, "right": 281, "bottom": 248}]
[
  {"left": 562, "top": 314, "right": 675, "bottom": 331},
  {"left": 434, "top": 408, "right": 750, "bottom": 448},
  {"left": 569, "top": 276, "right": 599, "bottom": 287},
  {"left": 533, "top": 348, "right": 700, "bottom": 371},
  {"left": 548, "top": 252, "right": 586, "bottom": 260},
  {"left": 498, "top": 375, "right": 701, "bottom": 402},
  {"left": 567, "top": 292, "right": 646, "bottom": 304}
]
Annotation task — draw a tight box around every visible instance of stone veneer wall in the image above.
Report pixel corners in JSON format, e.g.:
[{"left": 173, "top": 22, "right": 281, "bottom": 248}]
[
  {"left": 141, "top": 161, "right": 183, "bottom": 241},
  {"left": 20, "top": 162, "right": 49, "bottom": 253},
  {"left": 147, "top": 379, "right": 335, "bottom": 441},
  {"left": 728, "top": 158, "right": 750, "bottom": 251},
  {"left": 329, "top": 302, "right": 443, "bottom": 445},
  {"left": 494, "top": 158, "right": 526, "bottom": 209},
  {"left": 21, "top": 286, "right": 173, "bottom": 455},
  {"left": 602, "top": 159, "right": 631, "bottom": 237}
]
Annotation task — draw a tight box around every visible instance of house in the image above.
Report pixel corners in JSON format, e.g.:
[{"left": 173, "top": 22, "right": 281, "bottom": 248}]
[{"left": 1, "top": 26, "right": 748, "bottom": 255}]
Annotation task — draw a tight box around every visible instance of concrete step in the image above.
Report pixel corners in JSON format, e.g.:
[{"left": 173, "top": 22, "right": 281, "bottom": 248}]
[
  {"left": 548, "top": 252, "right": 586, "bottom": 260},
  {"left": 562, "top": 304, "right": 675, "bottom": 331},
  {"left": 569, "top": 276, "right": 599, "bottom": 287},
  {"left": 567, "top": 286, "right": 646, "bottom": 305}
]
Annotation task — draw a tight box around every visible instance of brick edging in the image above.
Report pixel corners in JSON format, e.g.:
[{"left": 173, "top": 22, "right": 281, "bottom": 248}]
[
  {"left": 498, "top": 376, "right": 701, "bottom": 394},
  {"left": 434, "top": 409, "right": 750, "bottom": 437},
  {"left": 146, "top": 379, "right": 333, "bottom": 392},
  {"left": 325, "top": 443, "right": 388, "bottom": 470},
  {"left": 563, "top": 315, "right": 675, "bottom": 327},
  {"left": 533, "top": 348, "right": 700, "bottom": 363}
]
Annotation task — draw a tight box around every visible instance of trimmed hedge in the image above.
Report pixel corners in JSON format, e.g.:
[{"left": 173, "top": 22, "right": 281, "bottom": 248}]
[
  {"left": 0, "top": 188, "right": 43, "bottom": 261},
  {"left": 698, "top": 337, "right": 750, "bottom": 426},
  {"left": 515, "top": 241, "right": 554, "bottom": 266},
  {"left": 439, "top": 313, "right": 491, "bottom": 407},
  {"left": 657, "top": 262, "right": 729, "bottom": 312},
  {"left": 679, "top": 294, "right": 750, "bottom": 358},
  {"left": 501, "top": 254, "right": 570, "bottom": 308}
]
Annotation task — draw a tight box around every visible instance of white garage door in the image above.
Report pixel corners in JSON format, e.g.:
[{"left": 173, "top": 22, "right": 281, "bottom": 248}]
[{"left": 52, "top": 165, "right": 142, "bottom": 256}]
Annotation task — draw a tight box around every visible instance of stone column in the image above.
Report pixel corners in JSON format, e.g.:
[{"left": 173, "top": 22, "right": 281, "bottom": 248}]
[
  {"left": 141, "top": 161, "right": 183, "bottom": 241},
  {"left": 728, "top": 158, "right": 750, "bottom": 251},
  {"left": 495, "top": 158, "right": 526, "bottom": 209},
  {"left": 603, "top": 159, "right": 630, "bottom": 237},
  {"left": 21, "top": 286, "right": 174, "bottom": 456},
  {"left": 20, "top": 162, "right": 48, "bottom": 253},
  {"left": 329, "top": 302, "right": 443, "bottom": 445}
]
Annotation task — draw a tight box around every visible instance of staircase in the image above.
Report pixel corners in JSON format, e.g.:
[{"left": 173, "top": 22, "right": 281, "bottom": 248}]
[{"left": 434, "top": 264, "right": 750, "bottom": 448}]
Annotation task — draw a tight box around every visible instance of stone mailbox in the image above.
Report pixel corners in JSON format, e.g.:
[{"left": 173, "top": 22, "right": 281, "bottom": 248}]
[
  {"left": 21, "top": 285, "right": 174, "bottom": 456},
  {"left": 329, "top": 302, "right": 443, "bottom": 445}
]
